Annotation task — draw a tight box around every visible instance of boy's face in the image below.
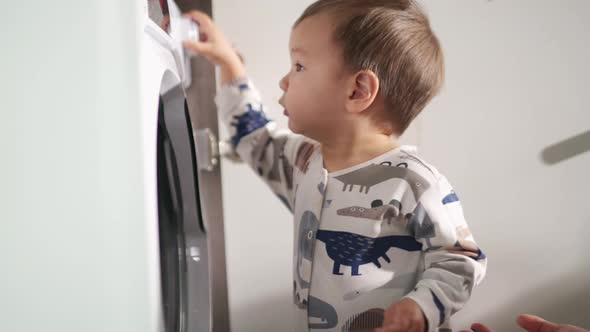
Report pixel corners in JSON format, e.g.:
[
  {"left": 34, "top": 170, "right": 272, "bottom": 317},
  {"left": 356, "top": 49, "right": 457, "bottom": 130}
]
[{"left": 279, "top": 13, "right": 350, "bottom": 142}]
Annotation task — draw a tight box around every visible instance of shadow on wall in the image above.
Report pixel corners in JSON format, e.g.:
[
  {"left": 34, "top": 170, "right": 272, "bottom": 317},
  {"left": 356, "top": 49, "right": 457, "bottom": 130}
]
[
  {"left": 541, "top": 130, "right": 590, "bottom": 165},
  {"left": 476, "top": 265, "right": 590, "bottom": 331}
]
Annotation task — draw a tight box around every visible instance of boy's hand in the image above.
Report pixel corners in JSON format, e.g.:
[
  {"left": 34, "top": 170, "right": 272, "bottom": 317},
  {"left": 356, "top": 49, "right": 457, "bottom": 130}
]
[
  {"left": 182, "top": 10, "right": 245, "bottom": 84},
  {"left": 375, "top": 298, "right": 426, "bottom": 332}
]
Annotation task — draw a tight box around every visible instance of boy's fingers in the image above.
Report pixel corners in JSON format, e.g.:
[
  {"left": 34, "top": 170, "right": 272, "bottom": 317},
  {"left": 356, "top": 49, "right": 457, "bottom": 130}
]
[
  {"left": 182, "top": 40, "right": 212, "bottom": 55},
  {"left": 183, "top": 10, "right": 212, "bottom": 27},
  {"left": 183, "top": 11, "right": 216, "bottom": 43},
  {"left": 517, "top": 314, "right": 560, "bottom": 332}
]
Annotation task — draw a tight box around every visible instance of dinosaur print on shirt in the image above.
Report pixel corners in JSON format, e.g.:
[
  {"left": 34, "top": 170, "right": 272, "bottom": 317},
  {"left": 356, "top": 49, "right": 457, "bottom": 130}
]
[
  {"left": 316, "top": 230, "right": 422, "bottom": 276},
  {"left": 230, "top": 103, "right": 269, "bottom": 147},
  {"left": 333, "top": 163, "right": 430, "bottom": 196},
  {"left": 337, "top": 199, "right": 403, "bottom": 224}
]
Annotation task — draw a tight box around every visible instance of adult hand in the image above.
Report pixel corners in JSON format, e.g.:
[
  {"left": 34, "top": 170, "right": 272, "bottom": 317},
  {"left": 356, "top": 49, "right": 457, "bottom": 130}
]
[{"left": 460, "top": 314, "right": 588, "bottom": 332}]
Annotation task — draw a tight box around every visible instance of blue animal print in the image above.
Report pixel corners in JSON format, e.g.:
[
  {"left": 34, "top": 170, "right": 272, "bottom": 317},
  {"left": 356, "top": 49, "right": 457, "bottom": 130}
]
[
  {"left": 230, "top": 103, "right": 269, "bottom": 147},
  {"left": 442, "top": 191, "right": 459, "bottom": 205},
  {"left": 431, "top": 290, "right": 446, "bottom": 326},
  {"left": 316, "top": 230, "right": 422, "bottom": 276}
]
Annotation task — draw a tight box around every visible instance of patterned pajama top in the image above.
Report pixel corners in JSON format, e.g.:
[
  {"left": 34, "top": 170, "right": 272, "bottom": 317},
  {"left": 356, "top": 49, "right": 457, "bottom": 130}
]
[{"left": 215, "top": 78, "right": 487, "bottom": 332}]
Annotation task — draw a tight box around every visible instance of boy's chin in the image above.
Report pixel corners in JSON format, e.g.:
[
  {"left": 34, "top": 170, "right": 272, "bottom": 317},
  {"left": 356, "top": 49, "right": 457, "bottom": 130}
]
[
  {"left": 287, "top": 120, "right": 301, "bottom": 134},
  {"left": 288, "top": 122, "right": 320, "bottom": 141}
]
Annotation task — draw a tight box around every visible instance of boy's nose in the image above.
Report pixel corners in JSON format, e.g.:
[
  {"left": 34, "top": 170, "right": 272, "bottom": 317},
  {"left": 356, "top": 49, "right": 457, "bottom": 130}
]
[{"left": 279, "top": 74, "right": 288, "bottom": 92}]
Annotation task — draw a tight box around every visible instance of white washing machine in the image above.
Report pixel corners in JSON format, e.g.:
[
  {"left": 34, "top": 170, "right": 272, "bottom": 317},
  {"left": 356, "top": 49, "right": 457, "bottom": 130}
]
[
  {"left": 0, "top": 1, "right": 229, "bottom": 331},
  {"left": 142, "top": 1, "right": 229, "bottom": 331}
]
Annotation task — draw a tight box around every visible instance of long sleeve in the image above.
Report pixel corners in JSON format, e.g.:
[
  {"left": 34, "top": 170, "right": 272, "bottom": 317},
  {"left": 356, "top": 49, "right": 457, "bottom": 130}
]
[
  {"left": 403, "top": 176, "right": 487, "bottom": 332},
  {"left": 214, "top": 77, "right": 315, "bottom": 213}
]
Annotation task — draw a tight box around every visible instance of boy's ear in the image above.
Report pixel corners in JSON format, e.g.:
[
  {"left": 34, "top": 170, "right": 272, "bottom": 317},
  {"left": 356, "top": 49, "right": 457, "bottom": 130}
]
[{"left": 346, "top": 70, "right": 380, "bottom": 114}]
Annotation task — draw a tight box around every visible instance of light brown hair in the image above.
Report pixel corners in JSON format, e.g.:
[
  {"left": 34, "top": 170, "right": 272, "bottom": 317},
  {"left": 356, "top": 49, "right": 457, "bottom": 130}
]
[{"left": 295, "top": 0, "right": 444, "bottom": 135}]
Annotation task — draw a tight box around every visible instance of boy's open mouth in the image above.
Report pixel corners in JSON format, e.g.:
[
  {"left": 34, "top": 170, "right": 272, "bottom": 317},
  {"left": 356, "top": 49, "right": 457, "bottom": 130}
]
[{"left": 283, "top": 109, "right": 289, "bottom": 116}]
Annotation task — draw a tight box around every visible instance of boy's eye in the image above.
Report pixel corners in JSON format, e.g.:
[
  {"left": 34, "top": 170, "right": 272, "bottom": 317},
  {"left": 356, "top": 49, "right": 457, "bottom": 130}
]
[{"left": 295, "top": 63, "right": 304, "bottom": 72}]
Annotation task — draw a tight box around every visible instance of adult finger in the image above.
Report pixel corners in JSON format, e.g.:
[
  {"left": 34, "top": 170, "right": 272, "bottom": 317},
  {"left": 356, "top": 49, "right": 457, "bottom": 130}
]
[{"left": 517, "top": 314, "right": 560, "bottom": 332}]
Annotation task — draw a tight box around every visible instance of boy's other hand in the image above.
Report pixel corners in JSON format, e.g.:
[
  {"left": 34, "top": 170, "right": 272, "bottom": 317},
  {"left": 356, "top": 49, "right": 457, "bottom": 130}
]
[
  {"left": 460, "top": 314, "right": 589, "bottom": 332},
  {"left": 182, "top": 10, "right": 245, "bottom": 84},
  {"left": 374, "top": 297, "right": 426, "bottom": 332}
]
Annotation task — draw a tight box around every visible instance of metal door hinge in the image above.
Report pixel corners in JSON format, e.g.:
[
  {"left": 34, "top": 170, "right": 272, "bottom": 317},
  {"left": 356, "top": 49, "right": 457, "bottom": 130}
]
[{"left": 193, "top": 128, "right": 219, "bottom": 171}]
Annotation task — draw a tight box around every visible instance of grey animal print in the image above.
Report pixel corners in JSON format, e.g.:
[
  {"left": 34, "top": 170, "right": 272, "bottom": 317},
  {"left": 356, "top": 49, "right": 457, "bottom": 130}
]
[
  {"left": 337, "top": 199, "right": 402, "bottom": 224},
  {"left": 267, "top": 136, "right": 286, "bottom": 181},
  {"left": 293, "top": 184, "right": 299, "bottom": 210},
  {"left": 250, "top": 133, "right": 294, "bottom": 189},
  {"left": 280, "top": 155, "right": 294, "bottom": 189},
  {"left": 309, "top": 296, "right": 338, "bottom": 329},
  {"left": 295, "top": 141, "right": 316, "bottom": 173},
  {"left": 399, "top": 151, "right": 435, "bottom": 176},
  {"left": 406, "top": 202, "right": 436, "bottom": 247},
  {"left": 333, "top": 163, "right": 430, "bottom": 196},
  {"left": 293, "top": 280, "right": 307, "bottom": 309},
  {"left": 250, "top": 129, "right": 272, "bottom": 176},
  {"left": 296, "top": 211, "right": 320, "bottom": 288},
  {"left": 277, "top": 194, "right": 291, "bottom": 212},
  {"left": 266, "top": 136, "right": 294, "bottom": 190},
  {"left": 385, "top": 199, "right": 402, "bottom": 212},
  {"left": 343, "top": 272, "right": 418, "bottom": 301},
  {"left": 337, "top": 205, "right": 397, "bottom": 221},
  {"left": 341, "top": 308, "right": 384, "bottom": 332},
  {"left": 318, "top": 182, "right": 326, "bottom": 196}
]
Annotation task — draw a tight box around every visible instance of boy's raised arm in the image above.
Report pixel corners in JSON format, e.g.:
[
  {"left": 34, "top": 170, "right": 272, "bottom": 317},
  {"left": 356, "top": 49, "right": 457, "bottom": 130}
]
[{"left": 183, "top": 11, "right": 311, "bottom": 212}]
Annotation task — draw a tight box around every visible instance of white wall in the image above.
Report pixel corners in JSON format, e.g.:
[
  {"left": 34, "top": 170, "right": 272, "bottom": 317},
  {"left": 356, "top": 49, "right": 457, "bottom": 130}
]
[
  {"left": 213, "top": 2, "right": 313, "bottom": 330},
  {"left": 213, "top": 1, "right": 590, "bottom": 331}
]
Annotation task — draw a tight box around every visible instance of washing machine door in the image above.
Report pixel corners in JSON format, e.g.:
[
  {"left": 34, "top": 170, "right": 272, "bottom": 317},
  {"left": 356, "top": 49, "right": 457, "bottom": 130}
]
[
  {"left": 157, "top": 87, "right": 209, "bottom": 332},
  {"left": 143, "top": 2, "right": 213, "bottom": 331}
]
